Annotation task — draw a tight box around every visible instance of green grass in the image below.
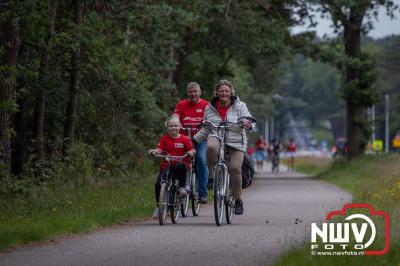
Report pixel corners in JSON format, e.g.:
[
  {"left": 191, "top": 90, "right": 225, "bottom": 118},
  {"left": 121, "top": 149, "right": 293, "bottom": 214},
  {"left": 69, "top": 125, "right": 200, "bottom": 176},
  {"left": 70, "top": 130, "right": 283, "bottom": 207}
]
[
  {"left": 274, "top": 154, "right": 400, "bottom": 266},
  {"left": 0, "top": 169, "right": 156, "bottom": 251},
  {"left": 293, "top": 156, "right": 332, "bottom": 176}
]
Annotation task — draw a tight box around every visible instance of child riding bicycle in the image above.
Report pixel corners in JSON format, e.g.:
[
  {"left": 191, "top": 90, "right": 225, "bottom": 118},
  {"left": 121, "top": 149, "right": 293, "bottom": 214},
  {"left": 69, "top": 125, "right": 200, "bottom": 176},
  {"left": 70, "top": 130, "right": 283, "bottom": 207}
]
[{"left": 149, "top": 116, "right": 196, "bottom": 218}]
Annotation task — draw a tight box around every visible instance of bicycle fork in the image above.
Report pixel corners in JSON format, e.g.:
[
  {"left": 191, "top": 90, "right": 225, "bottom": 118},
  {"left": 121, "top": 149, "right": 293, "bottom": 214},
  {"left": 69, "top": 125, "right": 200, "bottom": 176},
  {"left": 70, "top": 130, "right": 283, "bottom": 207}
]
[{"left": 215, "top": 162, "right": 229, "bottom": 198}]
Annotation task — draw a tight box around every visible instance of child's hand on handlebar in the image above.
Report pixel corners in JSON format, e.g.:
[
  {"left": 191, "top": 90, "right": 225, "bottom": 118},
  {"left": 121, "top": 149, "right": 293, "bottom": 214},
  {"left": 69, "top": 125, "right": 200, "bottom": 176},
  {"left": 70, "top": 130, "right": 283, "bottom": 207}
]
[
  {"left": 185, "top": 150, "right": 195, "bottom": 159},
  {"left": 148, "top": 149, "right": 161, "bottom": 157}
]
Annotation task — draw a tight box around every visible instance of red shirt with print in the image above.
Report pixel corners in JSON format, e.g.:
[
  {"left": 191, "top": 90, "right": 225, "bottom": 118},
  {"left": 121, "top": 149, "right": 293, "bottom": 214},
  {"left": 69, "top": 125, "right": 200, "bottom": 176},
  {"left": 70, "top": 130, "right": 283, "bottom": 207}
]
[
  {"left": 174, "top": 99, "right": 208, "bottom": 136},
  {"left": 215, "top": 100, "right": 230, "bottom": 121},
  {"left": 157, "top": 134, "right": 194, "bottom": 169}
]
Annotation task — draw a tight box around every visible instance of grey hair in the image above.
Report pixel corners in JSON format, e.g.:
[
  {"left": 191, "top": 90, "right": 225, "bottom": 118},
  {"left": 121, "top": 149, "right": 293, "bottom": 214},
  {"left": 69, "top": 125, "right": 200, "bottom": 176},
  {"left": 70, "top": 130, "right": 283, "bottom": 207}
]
[
  {"left": 214, "top": 79, "right": 235, "bottom": 96},
  {"left": 186, "top": 82, "right": 200, "bottom": 91},
  {"left": 164, "top": 116, "right": 181, "bottom": 128}
]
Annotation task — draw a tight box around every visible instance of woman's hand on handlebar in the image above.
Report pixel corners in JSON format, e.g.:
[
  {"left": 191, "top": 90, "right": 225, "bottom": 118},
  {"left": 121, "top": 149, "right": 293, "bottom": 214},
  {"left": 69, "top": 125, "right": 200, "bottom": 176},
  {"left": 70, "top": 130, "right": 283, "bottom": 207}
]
[
  {"left": 241, "top": 120, "right": 252, "bottom": 129},
  {"left": 238, "top": 116, "right": 256, "bottom": 130}
]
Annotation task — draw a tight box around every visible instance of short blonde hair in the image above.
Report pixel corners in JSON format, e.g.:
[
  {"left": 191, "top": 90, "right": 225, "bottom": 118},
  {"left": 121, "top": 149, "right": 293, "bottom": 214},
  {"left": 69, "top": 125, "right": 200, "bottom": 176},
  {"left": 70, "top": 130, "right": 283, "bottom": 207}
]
[
  {"left": 164, "top": 116, "right": 181, "bottom": 128},
  {"left": 214, "top": 79, "right": 235, "bottom": 97}
]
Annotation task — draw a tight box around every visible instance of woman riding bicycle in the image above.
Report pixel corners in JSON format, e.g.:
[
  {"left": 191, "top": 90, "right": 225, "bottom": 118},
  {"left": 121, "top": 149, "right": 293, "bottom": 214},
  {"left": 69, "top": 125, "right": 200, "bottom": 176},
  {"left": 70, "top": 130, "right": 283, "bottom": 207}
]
[
  {"left": 193, "top": 79, "right": 254, "bottom": 215},
  {"left": 149, "top": 116, "right": 196, "bottom": 218}
]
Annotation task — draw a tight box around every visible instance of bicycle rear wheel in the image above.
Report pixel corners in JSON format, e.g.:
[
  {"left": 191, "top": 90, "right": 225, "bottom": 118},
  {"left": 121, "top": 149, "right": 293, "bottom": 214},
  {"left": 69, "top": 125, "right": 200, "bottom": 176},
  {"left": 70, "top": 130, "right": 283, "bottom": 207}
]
[
  {"left": 191, "top": 171, "right": 200, "bottom": 216},
  {"left": 170, "top": 187, "right": 181, "bottom": 224},
  {"left": 225, "top": 175, "right": 233, "bottom": 224},
  {"left": 158, "top": 183, "right": 168, "bottom": 225},
  {"left": 181, "top": 173, "right": 190, "bottom": 217},
  {"left": 214, "top": 166, "right": 225, "bottom": 226}
]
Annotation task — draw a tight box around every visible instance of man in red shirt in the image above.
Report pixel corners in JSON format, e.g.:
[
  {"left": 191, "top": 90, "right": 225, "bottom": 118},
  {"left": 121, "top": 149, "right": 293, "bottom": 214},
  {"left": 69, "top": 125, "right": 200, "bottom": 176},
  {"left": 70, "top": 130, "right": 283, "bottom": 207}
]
[{"left": 174, "top": 82, "right": 209, "bottom": 203}]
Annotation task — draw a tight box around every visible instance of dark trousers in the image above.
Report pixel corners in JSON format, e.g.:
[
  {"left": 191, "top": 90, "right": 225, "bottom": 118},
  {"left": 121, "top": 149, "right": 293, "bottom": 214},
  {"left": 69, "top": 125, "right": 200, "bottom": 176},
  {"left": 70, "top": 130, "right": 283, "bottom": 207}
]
[{"left": 155, "top": 162, "right": 187, "bottom": 204}]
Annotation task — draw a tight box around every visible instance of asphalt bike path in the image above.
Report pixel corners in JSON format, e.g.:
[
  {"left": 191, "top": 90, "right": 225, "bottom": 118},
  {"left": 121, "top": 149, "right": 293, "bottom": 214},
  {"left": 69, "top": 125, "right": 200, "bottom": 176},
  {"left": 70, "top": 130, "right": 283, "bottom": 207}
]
[{"left": 0, "top": 163, "right": 352, "bottom": 266}]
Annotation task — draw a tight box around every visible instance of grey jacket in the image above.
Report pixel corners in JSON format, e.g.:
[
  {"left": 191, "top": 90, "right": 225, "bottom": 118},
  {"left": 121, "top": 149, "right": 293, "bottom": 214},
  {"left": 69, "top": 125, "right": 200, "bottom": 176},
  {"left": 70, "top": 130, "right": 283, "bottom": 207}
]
[{"left": 193, "top": 96, "right": 254, "bottom": 152}]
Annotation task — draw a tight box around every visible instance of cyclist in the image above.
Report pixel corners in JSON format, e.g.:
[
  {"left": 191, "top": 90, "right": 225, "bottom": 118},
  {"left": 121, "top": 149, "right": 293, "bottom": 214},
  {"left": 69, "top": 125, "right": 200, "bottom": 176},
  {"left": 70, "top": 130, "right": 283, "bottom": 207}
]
[
  {"left": 193, "top": 79, "right": 254, "bottom": 215},
  {"left": 149, "top": 116, "right": 196, "bottom": 218},
  {"left": 286, "top": 138, "right": 296, "bottom": 172},
  {"left": 269, "top": 138, "right": 281, "bottom": 172},
  {"left": 173, "top": 82, "right": 209, "bottom": 204}
]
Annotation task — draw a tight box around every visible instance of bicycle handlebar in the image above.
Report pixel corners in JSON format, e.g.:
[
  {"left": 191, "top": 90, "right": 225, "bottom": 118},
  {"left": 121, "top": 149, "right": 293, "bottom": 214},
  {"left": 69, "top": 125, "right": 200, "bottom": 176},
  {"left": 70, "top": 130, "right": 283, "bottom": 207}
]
[
  {"left": 150, "top": 153, "right": 191, "bottom": 161},
  {"left": 202, "top": 116, "right": 256, "bottom": 130},
  {"left": 180, "top": 126, "right": 197, "bottom": 132}
]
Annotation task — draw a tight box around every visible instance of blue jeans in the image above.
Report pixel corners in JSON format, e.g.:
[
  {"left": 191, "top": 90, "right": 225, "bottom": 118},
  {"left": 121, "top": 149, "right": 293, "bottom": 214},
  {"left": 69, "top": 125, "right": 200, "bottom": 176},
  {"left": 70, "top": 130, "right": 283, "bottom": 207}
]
[{"left": 195, "top": 141, "right": 208, "bottom": 198}]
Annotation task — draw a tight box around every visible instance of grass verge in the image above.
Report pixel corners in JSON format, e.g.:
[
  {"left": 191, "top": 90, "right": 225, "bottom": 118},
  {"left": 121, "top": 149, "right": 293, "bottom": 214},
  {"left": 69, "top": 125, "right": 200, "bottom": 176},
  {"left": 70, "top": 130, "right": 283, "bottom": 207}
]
[
  {"left": 0, "top": 163, "right": 157, "bottom": 251},
  {"left": 293, "top": 156, "right": 332, "bottom": 176},
  {"left": 275, "top": 154, "right": 400, "bottom": 266}
]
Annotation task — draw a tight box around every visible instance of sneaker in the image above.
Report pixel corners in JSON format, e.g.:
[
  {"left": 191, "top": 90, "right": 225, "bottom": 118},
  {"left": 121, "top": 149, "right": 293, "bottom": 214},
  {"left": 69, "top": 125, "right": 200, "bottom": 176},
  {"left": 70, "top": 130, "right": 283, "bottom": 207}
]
[
  {"left": 179, "top": 187, "right": 187, "bottom": 196},
  {"left": 234, "top": 199, "right": 244, "bottom": 215},
  {"left": 152, "top": 207, "right": 159, "bottom": 219},
  {"left": 199, "top": 197, "right": 208, "bottom": 204},
  {"left": 207, "top": 179, "right": 214, "bottom": 190}
]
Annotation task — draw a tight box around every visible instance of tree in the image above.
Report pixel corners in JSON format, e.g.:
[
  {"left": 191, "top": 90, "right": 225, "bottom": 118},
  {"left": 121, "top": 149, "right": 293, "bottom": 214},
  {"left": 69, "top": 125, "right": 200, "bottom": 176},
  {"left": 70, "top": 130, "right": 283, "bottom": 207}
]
[
  {"left": 63, "top": 0, "right": 84, "bottom": 155},
  {"left": 35, "top": 0, "right": 58, "bottom": 161},
  {"left": 0, "top": 17, "right": 20, "bottom": 165},
  {"left": 315, "top": 0, "right": 397, "bottom": 158}
]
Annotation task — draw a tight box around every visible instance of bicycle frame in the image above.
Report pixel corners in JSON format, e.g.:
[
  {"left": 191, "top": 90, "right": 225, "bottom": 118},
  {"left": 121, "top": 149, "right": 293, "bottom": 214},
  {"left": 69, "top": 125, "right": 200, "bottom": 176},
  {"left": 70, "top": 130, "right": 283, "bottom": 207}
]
[
  {"left": 180, "top": 125, "right": 200, "bottom": 216},
  {"left": 151, "top": 153, "right": 190, "bottom": 224},
  {"left": 194, "top": 116, "right": 255, "bottom": 225},
  {"left": 214, "top": 124, "right": 230, "bottom": 198},
  {"left": 204, "top": 120, "right": 247, "bottom": 225}
]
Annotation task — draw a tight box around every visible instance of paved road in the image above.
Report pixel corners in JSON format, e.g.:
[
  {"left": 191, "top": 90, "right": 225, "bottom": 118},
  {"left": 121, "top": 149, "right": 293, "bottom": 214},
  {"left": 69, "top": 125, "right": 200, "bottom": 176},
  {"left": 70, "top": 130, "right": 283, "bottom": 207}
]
[{"left": 0, "top": 164, "right": 352, "bottom": 266}]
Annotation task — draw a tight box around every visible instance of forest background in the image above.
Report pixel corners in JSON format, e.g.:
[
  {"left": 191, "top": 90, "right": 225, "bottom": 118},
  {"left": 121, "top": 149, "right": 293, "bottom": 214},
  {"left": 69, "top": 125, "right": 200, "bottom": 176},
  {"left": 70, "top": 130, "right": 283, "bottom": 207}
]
[{"left": 1, "top": 0, "right": 399, "bottom": 195}]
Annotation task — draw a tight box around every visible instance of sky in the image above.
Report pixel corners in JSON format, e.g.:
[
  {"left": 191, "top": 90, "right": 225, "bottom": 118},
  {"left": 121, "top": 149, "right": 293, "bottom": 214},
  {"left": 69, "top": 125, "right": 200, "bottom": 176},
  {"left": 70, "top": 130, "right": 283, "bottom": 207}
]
[{"left": 291, "top": 0, "right": 400, "bottom": 39}]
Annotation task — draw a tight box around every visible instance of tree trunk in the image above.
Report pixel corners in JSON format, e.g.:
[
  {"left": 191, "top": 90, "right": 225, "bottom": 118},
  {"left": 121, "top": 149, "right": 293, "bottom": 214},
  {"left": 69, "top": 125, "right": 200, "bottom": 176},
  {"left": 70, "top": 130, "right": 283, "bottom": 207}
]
[
  {"left": 35, "top": 0, "right": 58, "bottom": 161},
  {"left": 63, "top": 0, "right": 83, "bottom": 156},
  {"left": 0, "top": 18, "right": 20, "bottom": 165},
  {"left": 11, "top": 89, "right": 28, "bottom": 177},
  {"left": 173, "top": 26, "right": 193, "bottom": 91},
  {"left": 344, "top": 12, "right": 364, "bottom": 159}
]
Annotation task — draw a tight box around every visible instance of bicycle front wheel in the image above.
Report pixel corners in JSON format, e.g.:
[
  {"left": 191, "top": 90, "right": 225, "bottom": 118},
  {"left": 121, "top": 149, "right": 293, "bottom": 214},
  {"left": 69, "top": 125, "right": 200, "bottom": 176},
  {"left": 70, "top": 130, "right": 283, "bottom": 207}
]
[
  {"left": 181, "top": 174, "right": 190, "bottom": 217},
  {"left": 191, "top": 171, "right": 200, "bottom": 216},
  {"left": 170, "top": 187, "right": 181, "bottom": 224},
  {"left": 158, "top": 183, "right": 168, "bottom": 225},
  {"left": 214, "top": 166, "right": 225, "bottom": 226},
  {"left": 225, "top": 175, "right": 233, "bottom": 224}
]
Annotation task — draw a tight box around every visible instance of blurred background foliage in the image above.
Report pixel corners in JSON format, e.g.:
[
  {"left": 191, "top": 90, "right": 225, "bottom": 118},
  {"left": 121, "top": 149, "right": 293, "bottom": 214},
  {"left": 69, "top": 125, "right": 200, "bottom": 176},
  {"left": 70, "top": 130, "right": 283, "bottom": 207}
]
[{"left": 0, "top": 0, "right": 399, "bottom": 195}]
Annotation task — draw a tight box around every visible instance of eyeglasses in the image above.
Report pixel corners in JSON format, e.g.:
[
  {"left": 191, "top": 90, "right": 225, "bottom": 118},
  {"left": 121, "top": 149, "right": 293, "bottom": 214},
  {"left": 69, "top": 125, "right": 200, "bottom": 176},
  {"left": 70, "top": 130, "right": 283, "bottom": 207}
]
[{"left": 168, "top": 124, "right": 180, "bottom": 128}]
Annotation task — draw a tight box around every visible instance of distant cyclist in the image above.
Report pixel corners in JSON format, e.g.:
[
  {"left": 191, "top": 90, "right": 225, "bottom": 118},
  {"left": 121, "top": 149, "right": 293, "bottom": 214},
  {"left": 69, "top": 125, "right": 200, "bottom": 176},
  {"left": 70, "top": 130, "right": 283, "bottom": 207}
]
[
  {"left": 269, "top": 138, "right": 281, "bottom": 173},
  {"left": 173, "top": 82, "right": 209, "bottom": 204},
  {"left": 286, "top": 138, "right": 296, "bottom": 172}
]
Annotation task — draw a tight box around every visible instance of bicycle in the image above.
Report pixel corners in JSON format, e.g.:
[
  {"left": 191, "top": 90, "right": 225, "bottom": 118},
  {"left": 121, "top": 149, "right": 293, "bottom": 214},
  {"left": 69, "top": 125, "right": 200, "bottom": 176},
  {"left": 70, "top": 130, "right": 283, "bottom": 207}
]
[
  {"left": 271, "top": 153, "right": 279, "bottom": 173},
  {"left": 151, "top": 153, "right": 191, "bottom": 225},
  {"left": 180, "top": 125, "right": 200, "bottom": 217},
  {"left": 202, "top": 116, "right": 256, "bottom": 226}
]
